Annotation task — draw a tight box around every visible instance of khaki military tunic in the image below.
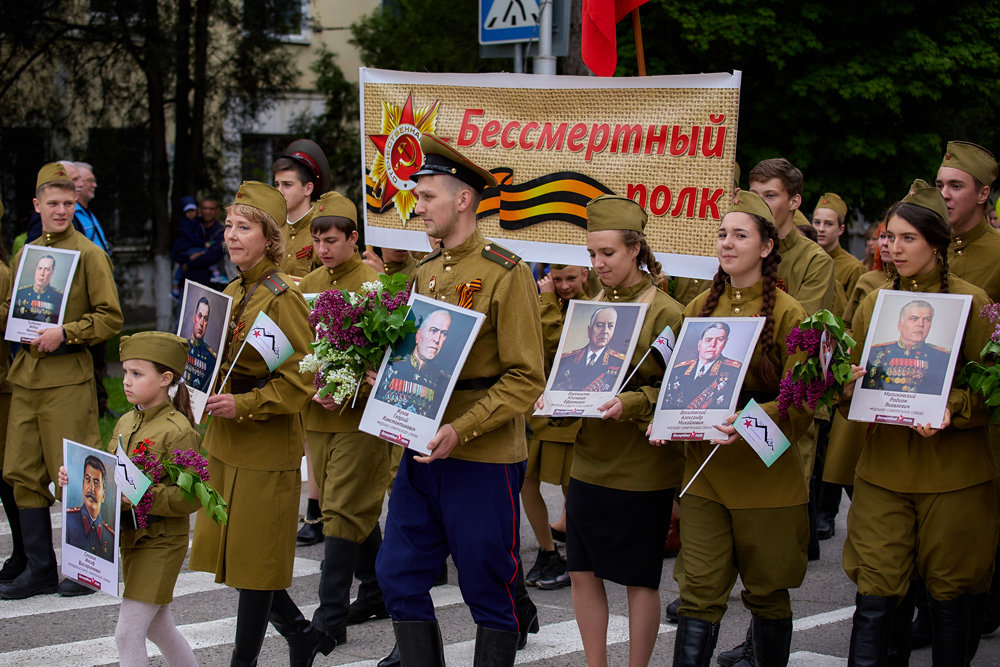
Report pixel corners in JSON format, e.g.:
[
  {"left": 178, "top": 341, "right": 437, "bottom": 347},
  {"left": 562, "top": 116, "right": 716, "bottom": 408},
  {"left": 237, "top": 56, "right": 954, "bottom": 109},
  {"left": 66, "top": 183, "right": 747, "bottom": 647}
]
[
  {"left": 1, "top": 228, "right": 123, "bottom": 507},
  {"left": 107, "top": 402, "right": 201, "bottom": 604},
  {"left": 823, "top": 269, "right": 893, "bottom": 485},
  {"left": 412, "top": 230, "right": 545, "bottom": 463},
  {"left": 278, "top": 205, "right": 321, "bottom": 279},
  {"left": 189, "top": 258, "right": 314, "bottom": 590},
  {"left": 571, "top": 276, "right": 685, "bottom": 492},
  {"left": 830, "top": 245, "right": 866, "bottom": 300},
  {"left": 384, "top": 255, "right": 419, "bottom": 278},
  {"left": 526, "top": 290, "right": 585, "bottom": 486},
  {"left": 949, "top": 220, "right": 1000, "bottom": 301},
  {"left": 670, "top": 277, "right": 713, "bottom": 306},
  {"left": 0, "top": 262, "right": 11, "bottom": 471},
  {"left": 675, "top": 279, "right": 812, "bottom": 623},
  {"left": 299, "top": 252, "right": 390, "bottom": 542},
  {"left": 843, "top": 268, "right": 999, "bottom": 600},
  {"left": 777, "top": 230, "right": 838, "bottom": 315}
]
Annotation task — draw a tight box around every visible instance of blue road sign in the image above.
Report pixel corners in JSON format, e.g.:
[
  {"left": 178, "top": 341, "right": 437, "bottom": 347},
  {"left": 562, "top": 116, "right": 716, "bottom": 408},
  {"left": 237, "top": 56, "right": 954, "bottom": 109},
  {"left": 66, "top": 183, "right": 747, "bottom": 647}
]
[{"left": 479, "top": 0, "right": 540, "bottom": 45}]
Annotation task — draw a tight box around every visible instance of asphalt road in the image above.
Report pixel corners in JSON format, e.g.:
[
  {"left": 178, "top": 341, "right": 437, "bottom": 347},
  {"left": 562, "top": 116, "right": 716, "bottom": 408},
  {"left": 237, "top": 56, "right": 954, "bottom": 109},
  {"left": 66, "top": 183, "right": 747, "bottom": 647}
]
[{"left": 0, "top": 481, "right": 997, "bottom": 665}]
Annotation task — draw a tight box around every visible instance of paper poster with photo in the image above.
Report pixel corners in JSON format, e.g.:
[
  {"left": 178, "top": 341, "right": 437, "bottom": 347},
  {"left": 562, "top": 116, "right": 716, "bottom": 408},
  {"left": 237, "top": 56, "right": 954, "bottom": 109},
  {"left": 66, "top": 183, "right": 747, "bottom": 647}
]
[
  {"left": 5, "top": 245, "right": 80, "bottom": 343},
  {"left": 649, "top": 317, "right": 764, "bottom": 441},
  {"left": 361, "top": 293, "right": 485, "bottom": 455},
  {"left": 848, "top": 290, "right": 972, "bottom": 426},
  {"left": 176, "top": 280, "right": 233, "bottom": 423},
  {"left": 61, "top": 439, "right": 121, "bottom": 596},
  {"left": 534, "top": 300, "right": 648, "bottom": 418}
]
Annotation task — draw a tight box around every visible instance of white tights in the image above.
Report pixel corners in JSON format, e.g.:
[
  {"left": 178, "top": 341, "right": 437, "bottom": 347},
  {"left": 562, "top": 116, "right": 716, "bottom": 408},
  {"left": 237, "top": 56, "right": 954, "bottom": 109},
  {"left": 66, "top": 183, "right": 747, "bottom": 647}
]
[{"left": 115, "top": 599, "right": 198, "bottom": 667}]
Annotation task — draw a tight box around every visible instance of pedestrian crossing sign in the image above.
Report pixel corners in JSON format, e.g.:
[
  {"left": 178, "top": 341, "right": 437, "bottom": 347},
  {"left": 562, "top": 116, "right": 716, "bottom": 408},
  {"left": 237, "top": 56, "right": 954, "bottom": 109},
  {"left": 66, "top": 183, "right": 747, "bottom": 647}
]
[{"left": 480, "top": 0, "right": 540, "bottom": 44}]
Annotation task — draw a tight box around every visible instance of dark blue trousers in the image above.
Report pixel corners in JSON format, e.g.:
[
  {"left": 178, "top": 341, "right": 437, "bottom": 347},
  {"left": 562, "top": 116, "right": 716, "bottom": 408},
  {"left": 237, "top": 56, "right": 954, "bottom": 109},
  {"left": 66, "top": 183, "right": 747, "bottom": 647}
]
[{"left": 376, "top": 450, "right": 526, "bottom": 633}]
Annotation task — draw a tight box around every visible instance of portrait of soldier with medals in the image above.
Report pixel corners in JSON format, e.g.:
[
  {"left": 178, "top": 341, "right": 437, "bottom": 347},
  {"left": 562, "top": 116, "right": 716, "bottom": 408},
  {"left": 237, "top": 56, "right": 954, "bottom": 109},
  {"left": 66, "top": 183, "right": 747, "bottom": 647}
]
[
  {"left": 5, "top": 245, "right": 80, "bottom": 343},
  {"left": 176, "top": 280, "right": 232, "bottom": 422}
]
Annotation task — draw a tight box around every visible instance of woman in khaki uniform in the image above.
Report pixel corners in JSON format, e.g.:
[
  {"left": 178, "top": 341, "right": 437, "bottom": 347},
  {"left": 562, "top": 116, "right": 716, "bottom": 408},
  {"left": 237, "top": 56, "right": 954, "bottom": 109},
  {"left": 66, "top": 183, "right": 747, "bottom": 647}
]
[
  {"left": 661, "top": 191, "right": 813, "bottom": 667},
  {"left": 842, "top": 182, "right": 998, "bottom": 666},
  {"left": 188, "top": 182, "right": 334, "bottom": 667},
  {"left": 62, "top": 332, "right": 201, "bottom": 666},
  {"left": 298, "top": 192, "right": 391, "bottom": 639},
  {"left": 558, "top": 195, "right": 684, "bottom": 666}
]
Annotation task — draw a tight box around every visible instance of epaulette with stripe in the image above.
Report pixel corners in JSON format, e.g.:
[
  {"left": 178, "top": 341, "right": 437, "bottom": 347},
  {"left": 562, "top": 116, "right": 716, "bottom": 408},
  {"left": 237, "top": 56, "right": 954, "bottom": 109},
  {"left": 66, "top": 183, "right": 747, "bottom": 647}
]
[
  {"left": 418, "top": 248, "right": 442, "bottom": 266},
  {"left": 482, "top": 242, "right": 520, "bottom": 270},
  {"left": 265, "top": 274, "right": 290, "bottom": 296}
]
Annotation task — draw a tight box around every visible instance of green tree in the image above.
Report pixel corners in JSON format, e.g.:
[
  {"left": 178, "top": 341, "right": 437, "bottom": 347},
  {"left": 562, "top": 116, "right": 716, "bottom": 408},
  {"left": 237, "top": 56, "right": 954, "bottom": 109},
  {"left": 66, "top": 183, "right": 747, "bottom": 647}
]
[{"left": 615, "top": 0, "right": 1000, "bottom": 222}]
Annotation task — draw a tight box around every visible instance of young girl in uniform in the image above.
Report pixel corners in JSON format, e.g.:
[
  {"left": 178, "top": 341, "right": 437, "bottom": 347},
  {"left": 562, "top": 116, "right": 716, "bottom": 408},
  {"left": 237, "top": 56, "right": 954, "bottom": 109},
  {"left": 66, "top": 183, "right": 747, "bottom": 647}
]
[
  {"left": 842, "top": 181, "right": 997, "bottom": 666},
  {"left": 554, "top": 194, "right": 684, "bottom": 666},
  {"left": 60, "top": 331, "right": 200, "bottom": 666},
  {"left": 654, "top": 191, "right": 814, "bottom": 667}
]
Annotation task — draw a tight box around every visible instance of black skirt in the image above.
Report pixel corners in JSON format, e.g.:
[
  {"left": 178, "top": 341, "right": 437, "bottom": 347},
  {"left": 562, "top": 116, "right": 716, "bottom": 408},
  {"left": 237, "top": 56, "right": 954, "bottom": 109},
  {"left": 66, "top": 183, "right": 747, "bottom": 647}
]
[{"left": 565, "top": 477, "right": 673, "bottom": 589}]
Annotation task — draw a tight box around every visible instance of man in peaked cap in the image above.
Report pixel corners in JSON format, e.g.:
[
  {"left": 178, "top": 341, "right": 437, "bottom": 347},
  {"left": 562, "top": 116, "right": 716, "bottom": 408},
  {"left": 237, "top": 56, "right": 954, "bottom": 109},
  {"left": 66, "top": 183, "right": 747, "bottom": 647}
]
[
  {"left": 812, "top": 192, "right": 865, "bottom": 298},
  {"left": 272, "top": 139, "right": 332, "bottom": 547},
  {"left": 0, "top": 163, "right": 122, "bottom": 600},
  {"left": 374, "top": 134, "right": 545, "bottom": 667}
]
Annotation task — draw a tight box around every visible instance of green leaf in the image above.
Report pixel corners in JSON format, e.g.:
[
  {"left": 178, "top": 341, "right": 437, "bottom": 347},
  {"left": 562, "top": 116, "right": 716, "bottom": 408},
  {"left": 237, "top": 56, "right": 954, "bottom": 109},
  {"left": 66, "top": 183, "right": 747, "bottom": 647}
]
[
  {"left": 195, "top": 482, "right": 210, "bottom": 507},
  {"left": 176, "top": 471, "right": 194, "bottom": 492},
  {"left": 213, "top": 506, "right": 229, "bottom": 524}
]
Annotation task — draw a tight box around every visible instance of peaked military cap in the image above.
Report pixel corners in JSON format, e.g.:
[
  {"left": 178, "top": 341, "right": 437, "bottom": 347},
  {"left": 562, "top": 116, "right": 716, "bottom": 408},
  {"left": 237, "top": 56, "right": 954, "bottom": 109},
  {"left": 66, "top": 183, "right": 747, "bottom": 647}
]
[
  {"left": 941, "top": 141, "right": 998, "bottom": 186},
  {"left": 313, "top": 191, "right": 357, "bottom": 224},
  {"left": 283, "top": 139, "right": 332, "bottom": 194},
  {"left": 232, "top": 181, "right": 287, "bottom": 226},
  {"left": 586, "top": 194, "right": 647, "bottom": 234},
  {"left": 412, "top": 134, "right": 498, "bottom": 194},
  {"left": 36, "top": 162, "right": 74, "bottom": 190},
  {"left": 729, "top": 190, "right": 775, "bottom": 225},
  {"left": 120, "top": 331, "right": 189, "bottom": 378},
  {"left": 814, "top": 192, "right": 848, "bottom": 222},
  {"left": 902, "top": 178, "right": 949, "bottom": 225}
]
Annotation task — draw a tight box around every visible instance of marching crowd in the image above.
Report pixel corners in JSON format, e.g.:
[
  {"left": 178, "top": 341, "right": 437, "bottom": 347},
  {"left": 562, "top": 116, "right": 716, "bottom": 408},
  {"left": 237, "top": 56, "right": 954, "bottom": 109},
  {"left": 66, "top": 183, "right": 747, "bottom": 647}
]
[{"left": 0, "top": 133, "right": 998, "bottom": 667}]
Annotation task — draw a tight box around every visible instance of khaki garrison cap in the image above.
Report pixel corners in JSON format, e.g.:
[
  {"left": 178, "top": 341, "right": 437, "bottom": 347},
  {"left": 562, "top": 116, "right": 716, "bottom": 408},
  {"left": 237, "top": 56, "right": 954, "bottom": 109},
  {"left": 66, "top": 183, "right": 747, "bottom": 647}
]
[
  {"left": 232, "top": 181, "right": 287, "bottom": 226},
  {"left": 941, "top": 141, "right": 998, "bottom": 186},
  {"left": 120, "top": 331, "right": 189, "bottom": 378},
  {"left": 586, "top": 194, "right": 647, "bottom": 234}
]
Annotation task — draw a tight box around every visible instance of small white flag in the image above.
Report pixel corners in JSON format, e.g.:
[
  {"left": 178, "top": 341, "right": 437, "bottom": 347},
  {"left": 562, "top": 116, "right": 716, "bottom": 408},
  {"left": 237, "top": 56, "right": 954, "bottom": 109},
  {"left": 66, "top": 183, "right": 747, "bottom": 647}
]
[
  {"left": 733, "top": 399, "right": 791, "bottom": 468},
  {"left": 245, "top": 310, "right": 294, "bottom": 371},
  {"left": 114, "top": 440, "right": 152, "bottom": 506},
  {"left": 651, "top": 325, "right": 676, "bottom": 364}
]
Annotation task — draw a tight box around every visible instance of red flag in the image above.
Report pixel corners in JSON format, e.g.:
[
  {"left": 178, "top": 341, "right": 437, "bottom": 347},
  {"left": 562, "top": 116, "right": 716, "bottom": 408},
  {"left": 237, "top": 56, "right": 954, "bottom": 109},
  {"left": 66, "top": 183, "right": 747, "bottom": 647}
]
[{"left": 581, "top": 0, "right": 649, "bottom": 77}]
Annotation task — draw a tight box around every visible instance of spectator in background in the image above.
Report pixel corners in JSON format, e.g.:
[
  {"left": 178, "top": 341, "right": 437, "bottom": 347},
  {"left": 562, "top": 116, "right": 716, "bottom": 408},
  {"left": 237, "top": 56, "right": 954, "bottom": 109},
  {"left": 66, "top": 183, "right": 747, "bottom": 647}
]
[
  {"left": 171, "top": 198, "right": 226, "bottom": 292},
  {"left": 73, "top": 163, "right": 110, "bottom": 254},
  {"left": 863, "top": 223, "right": 880, "bottom": 270}
]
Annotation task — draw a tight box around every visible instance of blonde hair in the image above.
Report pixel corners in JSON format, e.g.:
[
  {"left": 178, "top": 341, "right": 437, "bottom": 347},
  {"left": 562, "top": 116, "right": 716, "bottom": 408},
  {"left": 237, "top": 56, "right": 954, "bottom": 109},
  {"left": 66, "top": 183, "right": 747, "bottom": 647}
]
[{"left": 227, "top": 203, "right": 285, "bottom": 263}]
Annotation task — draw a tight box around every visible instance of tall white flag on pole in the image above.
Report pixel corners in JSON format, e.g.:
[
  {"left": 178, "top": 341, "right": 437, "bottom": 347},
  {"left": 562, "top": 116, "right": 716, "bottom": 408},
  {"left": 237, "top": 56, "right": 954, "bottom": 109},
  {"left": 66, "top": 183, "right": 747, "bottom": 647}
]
[{"left": 245, "top": 310, "right": 294, "bottom": 372}]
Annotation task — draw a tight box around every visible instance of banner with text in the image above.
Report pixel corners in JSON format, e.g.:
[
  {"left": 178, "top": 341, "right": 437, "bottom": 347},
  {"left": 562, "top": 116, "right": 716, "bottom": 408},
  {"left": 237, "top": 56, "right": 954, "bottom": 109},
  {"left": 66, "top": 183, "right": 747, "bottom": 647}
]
[{"left": 360, "top": 68, "right": 741, "bottom": 279}]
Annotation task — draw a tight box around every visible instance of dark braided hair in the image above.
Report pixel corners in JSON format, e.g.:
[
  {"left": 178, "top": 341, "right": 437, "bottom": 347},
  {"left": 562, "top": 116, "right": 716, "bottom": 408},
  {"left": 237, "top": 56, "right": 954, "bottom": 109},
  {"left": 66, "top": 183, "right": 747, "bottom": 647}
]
[
  {"left": 620, "top": 230, "right": 663, "bottom": 278},
  {"left": 699, "top": 212, "right": 781, "bottom": 386},
  {"left": 885, "top": 202, "right": 950, "bottom": 293}
]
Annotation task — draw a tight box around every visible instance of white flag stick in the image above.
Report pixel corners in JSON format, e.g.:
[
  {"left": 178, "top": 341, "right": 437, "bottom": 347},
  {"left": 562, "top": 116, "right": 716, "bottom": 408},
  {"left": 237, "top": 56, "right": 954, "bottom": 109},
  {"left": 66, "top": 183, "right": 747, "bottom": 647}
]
[
  {"left": 211, "top": 337, "right": 251, "bottom": 414},
  {"left": 615, "top": 347, "right": 652, "bottom": 395},
  {"left": 678, "top": 443, "right": 720, "bottom": 498}
]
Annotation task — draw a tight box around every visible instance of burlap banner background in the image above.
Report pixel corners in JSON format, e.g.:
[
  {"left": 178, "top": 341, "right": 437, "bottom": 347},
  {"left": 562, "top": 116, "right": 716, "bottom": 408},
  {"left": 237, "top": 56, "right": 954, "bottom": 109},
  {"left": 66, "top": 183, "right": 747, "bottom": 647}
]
[{"left": 360, "top": 68, "right": 741, "bottom": 279}]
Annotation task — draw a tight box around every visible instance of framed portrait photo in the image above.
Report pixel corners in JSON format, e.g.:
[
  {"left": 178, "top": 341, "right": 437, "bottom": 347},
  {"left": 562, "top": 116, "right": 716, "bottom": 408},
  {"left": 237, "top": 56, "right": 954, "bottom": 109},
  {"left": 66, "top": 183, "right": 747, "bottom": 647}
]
[
  {"left": 534, "top": 300, "right": 648, "bottom": 418},
  {"left": 848, "top": 290, "right": 972, "bottom": 426},
  {"left": 5, "top": 245, "right": 80, "bottom": 344},
  {"left": 649, "top": 316, "right": 764, "bottom": 441},
  {"left": 360, "top": 293, "right": 486, "bottom": 455},
  {"left": 61, "top": 439, "right": 121, "bottom": 597},
  {"left": 176, "top": 280, "right": 233, "bottom": 423}
]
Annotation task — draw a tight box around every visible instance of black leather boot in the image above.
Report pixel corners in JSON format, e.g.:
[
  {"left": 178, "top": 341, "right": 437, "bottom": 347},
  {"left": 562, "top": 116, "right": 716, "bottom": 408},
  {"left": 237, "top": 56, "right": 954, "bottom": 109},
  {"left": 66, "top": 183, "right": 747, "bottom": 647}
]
[
  {"left": 717, "top": 624, "right": 752, "bottom": 666},
  {"left": 885, "top": 589, "right": 914, "bottom": 667},
  {"left": 347, "top": 525, "right": 389, "bottom": 625},
  {"left": 312, "top": 536, "right": 358, "bottom": 643},
  {"left": 927, "top": 594, "right": 969, "bottom": 667},
  {"left": 270, "top": 589, "right": 337, "bottom": 666},
  {"left": 394, "top": 620, "right": 446, "bottom": 666},
  {"left": 0, "top": 480, "right": 26, "bottom": 583},
  {"left": 909, "top": 578, "right": 932, "bottom": 649},
  {"left": 514, "top": 566, "right": 539, "bottom": 649},
  {"left": 966, "top": 591, "right": 987, "bottom": 664},
  {"left": 297, "top": 498, "right": 323, "bottom": 546},
  {"left": 751, "top": 615, "right": 792, "bottom": 667},
  {"left": 673, "top": 615, "right": 720, "bottom": 667},
  {"left": 473, "top": 625, "right": 520, "bottom": 667},
  {"left": 377, "top": 643, "right": 401, "bottom": 667},
  {"left": 848, "top": 593, "right": 895, "bottom": 667},
  {"left": 232, "top": 589, "right": 274, "bottom": 667},
  {"left": 0, "top": 507, "right": 58, "bottom": 599}
]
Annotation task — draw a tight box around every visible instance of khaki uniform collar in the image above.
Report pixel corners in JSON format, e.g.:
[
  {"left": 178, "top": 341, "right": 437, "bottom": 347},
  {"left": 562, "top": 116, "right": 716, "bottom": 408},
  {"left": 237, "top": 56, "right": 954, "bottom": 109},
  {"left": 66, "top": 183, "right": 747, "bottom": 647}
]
[
  {"left": 440, "top": 229, "right": 486, "bottom": 263},
  {"left": 899, "top": 265, "right": 942, "bottom": 292},
  {"left": 135, "top": 400, "right": 172, "bottom": 424},
  {"left": 41, "top": 226, "right": 75, "bottom": 245},
  {"left": 601, "top": 274, "right": 653, "bottom": 302},
  {"left": 951, "top": 219, "right": 990, "bottom": 249},
  {"left": 778, "top": 229, "right": 801, "bottom": 254},
  {"left": 725, "top": 277, "right": 764, "bottom": 303},
  {"left": 238, "top": 257, "right": 279, "bottom": 285},
  {"left": 326, "top": 250, "right": 363, "bottom": 281}
]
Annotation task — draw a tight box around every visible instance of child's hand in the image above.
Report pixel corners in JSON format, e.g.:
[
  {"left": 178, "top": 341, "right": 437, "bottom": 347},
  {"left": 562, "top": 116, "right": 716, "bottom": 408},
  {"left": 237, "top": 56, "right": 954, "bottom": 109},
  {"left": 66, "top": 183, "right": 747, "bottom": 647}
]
[
  {"left": 120, "top": 493, "right": 132, "bottom": 508},
  {"left": 57, "top": 466, "right": 68, "bottom": 487}
]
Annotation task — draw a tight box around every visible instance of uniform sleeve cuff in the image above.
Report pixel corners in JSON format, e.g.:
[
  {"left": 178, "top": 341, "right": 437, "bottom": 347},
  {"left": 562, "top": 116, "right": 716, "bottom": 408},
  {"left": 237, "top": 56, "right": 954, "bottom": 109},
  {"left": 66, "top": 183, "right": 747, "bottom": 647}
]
[
  {"left": 449, "top": 415, "right": 479, "bottom": 445},
  {"left": 618, "top": 391, "right": 646, "bottom": 421}
]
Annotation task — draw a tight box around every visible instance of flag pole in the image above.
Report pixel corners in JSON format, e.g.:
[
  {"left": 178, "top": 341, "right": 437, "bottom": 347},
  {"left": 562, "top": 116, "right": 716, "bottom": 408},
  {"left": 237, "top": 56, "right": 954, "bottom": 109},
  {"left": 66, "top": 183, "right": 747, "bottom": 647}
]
[
  {"left": 678, "top": 443, "right": 720, "bottom": 497},
  {"left": 214, "top": 337, "right": 250, "bottom": 402},
  {"left": 631, "top": 9, "right": 646, "bottom": 76},
  {"left": 615, "top": 347, "right": 652, "bottom": 395}
]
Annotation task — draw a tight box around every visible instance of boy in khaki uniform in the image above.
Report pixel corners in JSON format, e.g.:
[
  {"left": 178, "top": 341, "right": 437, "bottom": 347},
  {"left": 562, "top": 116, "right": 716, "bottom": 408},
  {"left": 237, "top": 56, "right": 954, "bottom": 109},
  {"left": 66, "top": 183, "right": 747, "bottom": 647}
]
[
  {"left": 0, "top": 163, "right": 123, "bottom": 600},
  {"left": 812, "top": 192, "right": 865, "bottom": 298}
]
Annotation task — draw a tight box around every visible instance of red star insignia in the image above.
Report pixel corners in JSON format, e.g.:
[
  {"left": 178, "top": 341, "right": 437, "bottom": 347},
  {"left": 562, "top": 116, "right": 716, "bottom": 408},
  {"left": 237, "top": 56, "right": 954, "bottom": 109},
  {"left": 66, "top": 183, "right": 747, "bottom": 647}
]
[
  {"left": 252, "top": 329, "right": 261, "bottom": 337},
  {"left": 744, "top": 419, "right": 753, "bottom": 427},
  {"left": 368, "top": 93, "right": 438, "bottom": 208}
]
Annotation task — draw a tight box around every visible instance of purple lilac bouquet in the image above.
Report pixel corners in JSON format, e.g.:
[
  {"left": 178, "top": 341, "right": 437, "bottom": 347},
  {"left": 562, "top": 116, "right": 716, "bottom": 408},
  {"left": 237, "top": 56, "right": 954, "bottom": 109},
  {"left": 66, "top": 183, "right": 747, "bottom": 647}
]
[
  {"left": 131, "top": 441, "right": 228, "bottom": 527},
  {"left": 957, "top": 303, "right": 1000, "bottom": 421},
  {"left": 776, "top": 309, "right": 855, "bottom": 419},
  {"left": 300, "top": 272, "right": 417, "bottom": 405}
]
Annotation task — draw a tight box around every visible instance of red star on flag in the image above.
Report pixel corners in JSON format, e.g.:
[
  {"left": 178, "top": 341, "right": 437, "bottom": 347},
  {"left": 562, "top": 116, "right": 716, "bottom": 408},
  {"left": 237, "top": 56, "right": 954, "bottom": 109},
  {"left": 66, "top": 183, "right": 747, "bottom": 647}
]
[{"left": 744, "top": 419, "right": 753, "bottom": 427}]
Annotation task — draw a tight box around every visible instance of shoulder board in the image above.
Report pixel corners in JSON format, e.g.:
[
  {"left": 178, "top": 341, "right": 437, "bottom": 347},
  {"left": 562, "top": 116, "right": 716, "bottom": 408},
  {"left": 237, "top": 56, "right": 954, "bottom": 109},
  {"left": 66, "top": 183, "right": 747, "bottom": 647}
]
[
  {"left": 927, "top": 344, "right": 949, "bottom": 353},
  {"left": 722, "top": 359, "right": 742, "bottom": 367},
  {"left": 482, "top": 243, "right": 520, "bottom": 270},
  {"left": 264, "top": 274, "right": 290, "bottom": 296},
  {"left": 67, "top": 507, "right": 81, "bottom": 514},
  {"left": 418, "top": 248, "right": 443, "bottom": 266},
  {"left": 609, "top": 350, "right": 626, "bottom": 360}
]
